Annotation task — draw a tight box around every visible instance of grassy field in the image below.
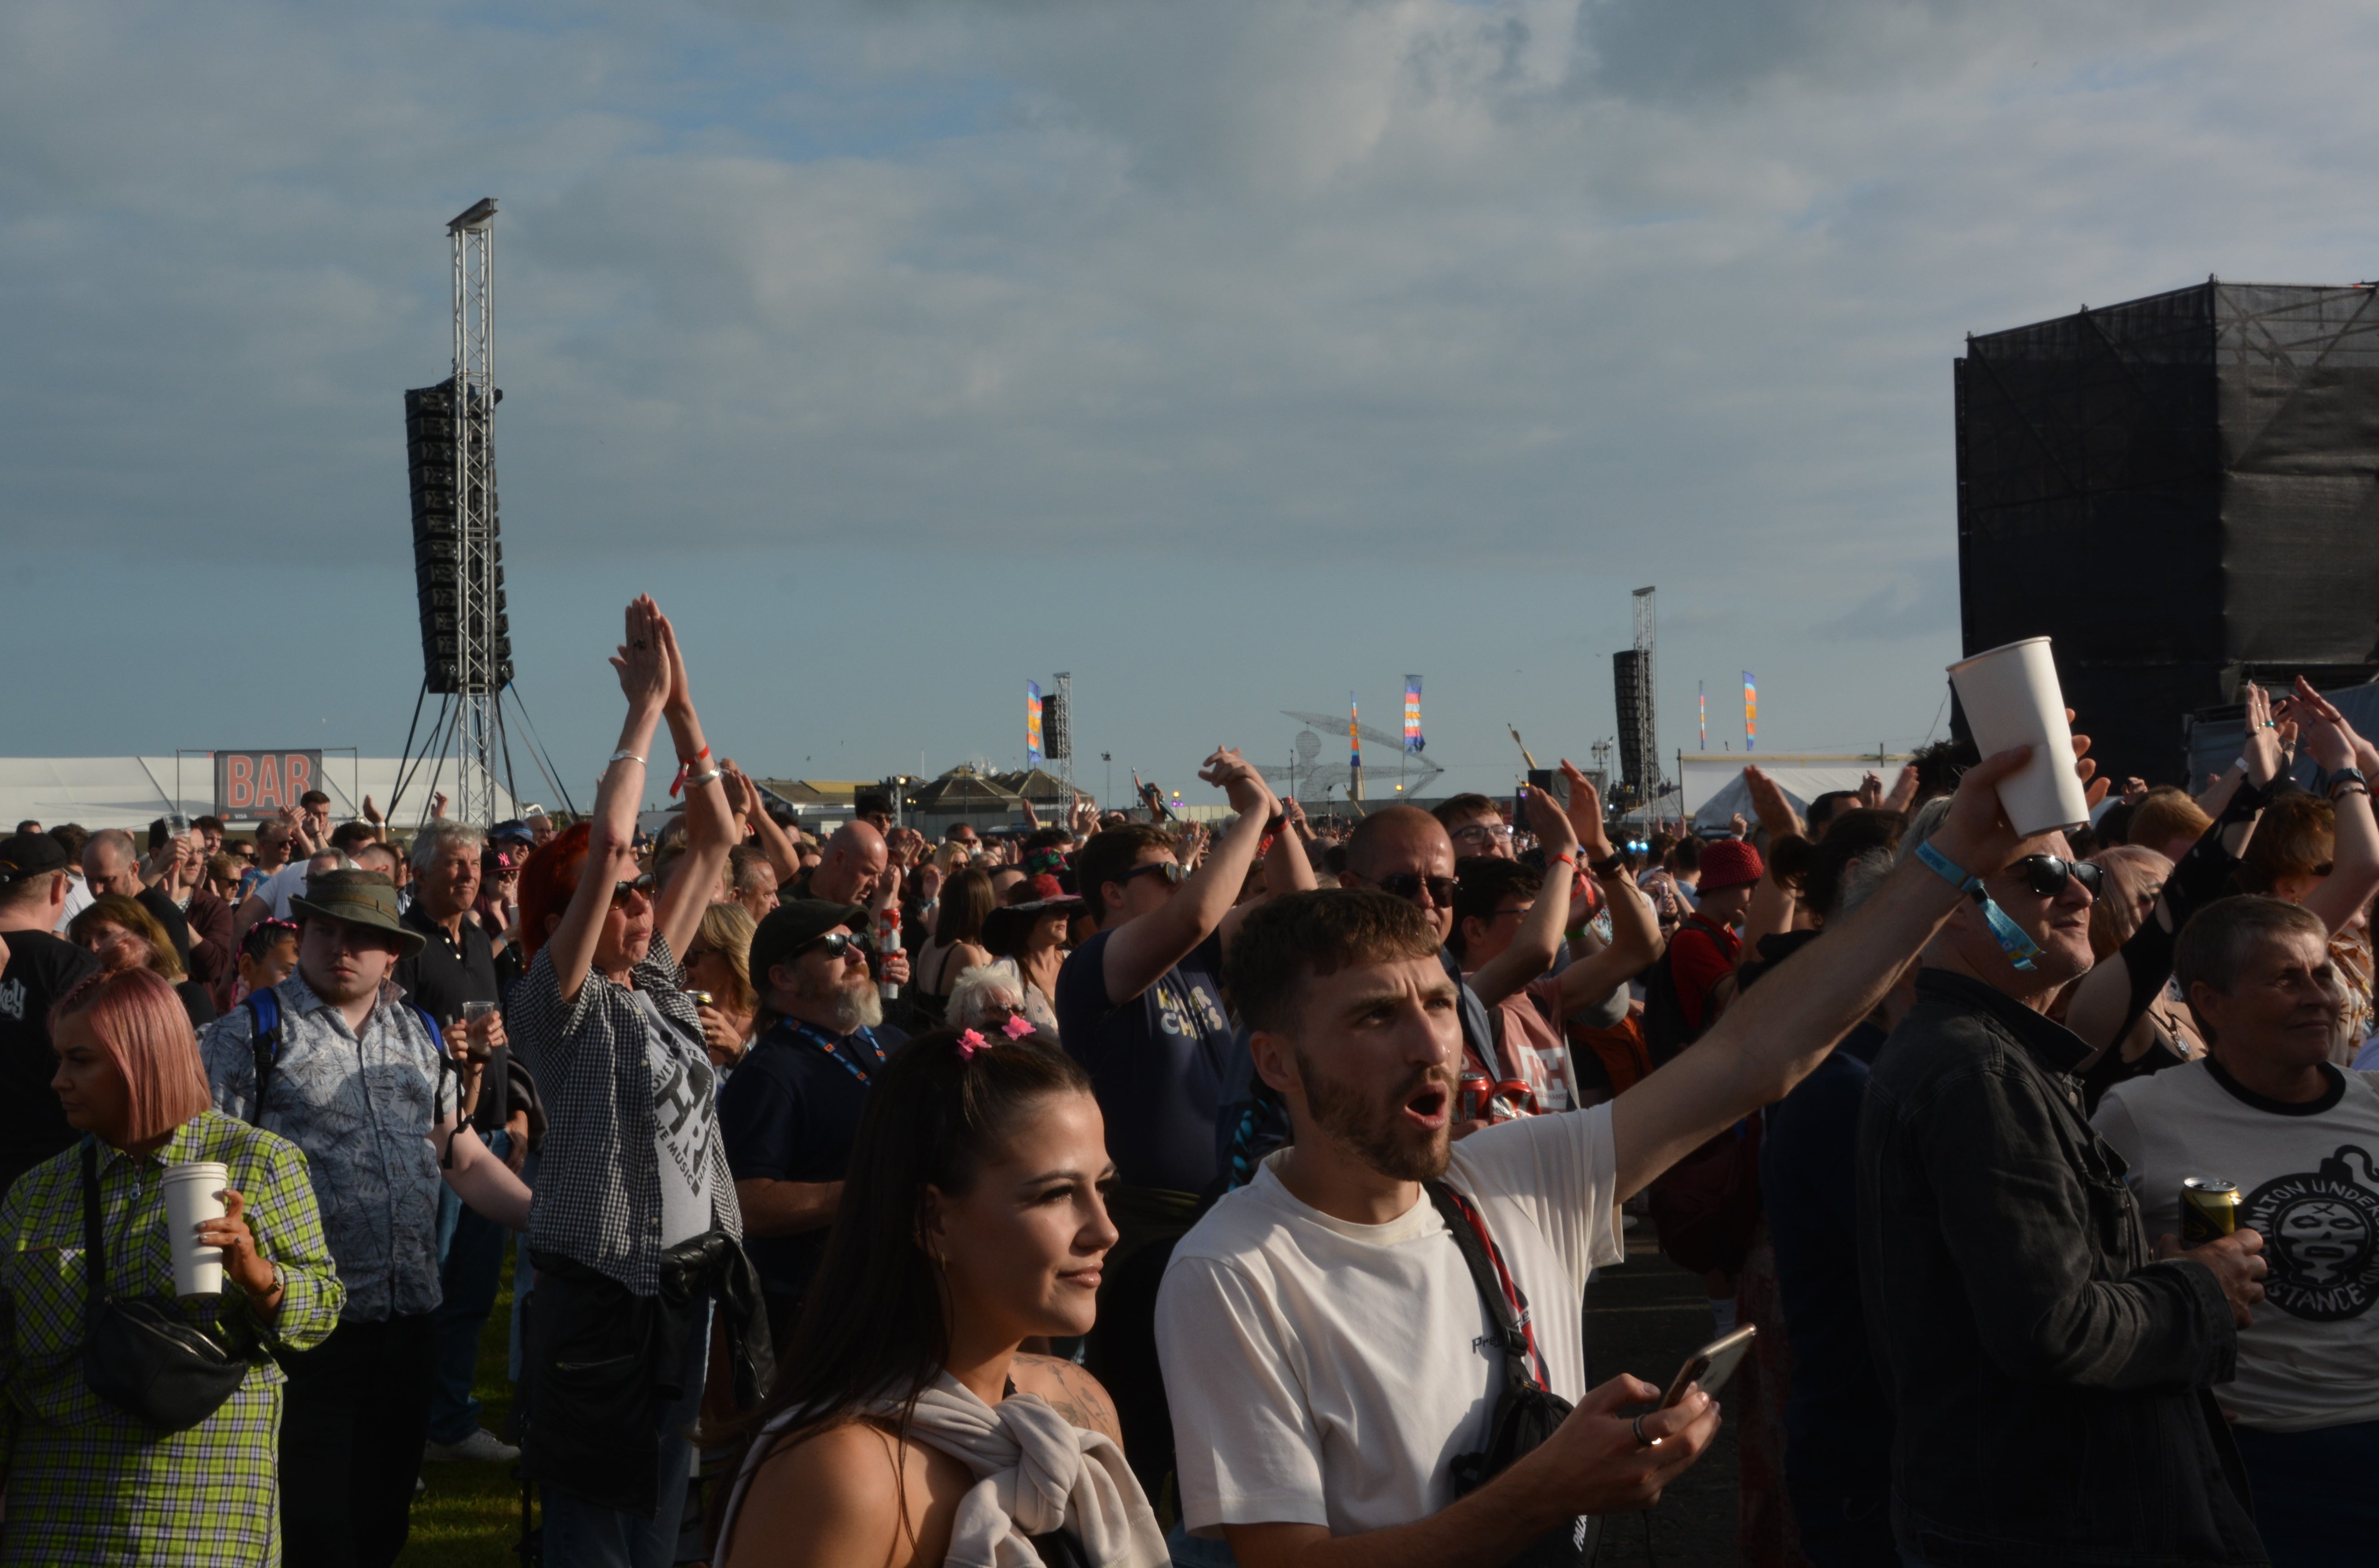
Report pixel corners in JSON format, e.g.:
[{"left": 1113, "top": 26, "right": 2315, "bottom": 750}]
[{"left": 398, "top": 1256, "right": 533, "bottom": 1568}]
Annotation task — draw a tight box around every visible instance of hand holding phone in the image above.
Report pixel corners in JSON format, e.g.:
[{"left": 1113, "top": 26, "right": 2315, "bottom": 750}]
[{"left": 1662, "top": 1324, "right": 1757, "bottom": 1410}]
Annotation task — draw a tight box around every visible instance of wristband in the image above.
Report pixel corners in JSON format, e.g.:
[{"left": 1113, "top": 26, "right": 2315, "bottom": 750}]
[
  {"left": 2327, "top": 767, "right": 2368, "bottom": 799},
  {"left": 1589, "top": 852, "right": 1627, "bottom": 878},
  {"left": 1913, "top": 837, "right": 1983, "bottom": 895},
  {"left": 1548, "top": 851, "right": 1576, "bottom": 868},
  {"left": 679, "top": 744, "right": 711, "bottom": 767}
]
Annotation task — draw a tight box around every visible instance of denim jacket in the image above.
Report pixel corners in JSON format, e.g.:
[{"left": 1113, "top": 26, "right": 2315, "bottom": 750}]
[{"left": 1856, "top": 969, "right": 2265, "bottom": 1568}]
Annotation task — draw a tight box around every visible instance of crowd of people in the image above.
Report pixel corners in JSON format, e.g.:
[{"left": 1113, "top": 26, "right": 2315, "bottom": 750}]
[{"left": 0, "top": 602, "right": 2372, "bottom": 1568}]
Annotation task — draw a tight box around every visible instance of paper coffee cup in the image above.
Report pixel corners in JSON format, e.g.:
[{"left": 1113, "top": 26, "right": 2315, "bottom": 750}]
[
  {"left": 161, "top": 1161, "right": 228, "bottom": 1297},
  {"left": 1947, "top": 637, "right": 2092, "bottom": 837}
]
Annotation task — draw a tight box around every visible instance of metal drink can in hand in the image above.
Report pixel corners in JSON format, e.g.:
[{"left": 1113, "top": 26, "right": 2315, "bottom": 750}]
[
  {"left": 1458, "top": 1066, "right": 1490, "bottom": 1124},
  {"left": 2180, "top": 1178, "right": 2240, "bottom": 1248},
  {"left": 876, "top": 905, "right": 902, "bottom": 1001}
]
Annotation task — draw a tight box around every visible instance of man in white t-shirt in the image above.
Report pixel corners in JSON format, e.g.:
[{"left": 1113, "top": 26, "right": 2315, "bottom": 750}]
[
  {"left": 1156, "top": 751, "right": 2041, "bottom": 1567},
  {"left": 2093, "top": 894, "right": 2379, "bottom": 1567}
]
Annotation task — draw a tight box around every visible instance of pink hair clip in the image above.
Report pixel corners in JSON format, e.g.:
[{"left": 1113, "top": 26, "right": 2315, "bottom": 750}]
[
  {"left": 956, "top": 1029, "right": 988, "bottom": 1061},
  {"left": 1000, "top": 1014, "right": 1034, "bottom": 1041}
]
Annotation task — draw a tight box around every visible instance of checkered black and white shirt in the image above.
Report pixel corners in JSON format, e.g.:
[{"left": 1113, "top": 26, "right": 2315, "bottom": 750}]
[{"left": 510, "top": 935, "right": 741, "bottom": 1296}]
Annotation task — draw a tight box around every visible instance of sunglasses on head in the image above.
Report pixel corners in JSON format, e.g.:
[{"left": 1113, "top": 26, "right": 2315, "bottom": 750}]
[
  {"left": 1986, "top": 854, "right": 2104, "bottom": 901},
  {"left": 1375, "top": 872, "right": 1458, "bottom": 907},
  {"left": 1113, "top": 861, "right": 1186, "bottom": 889},
  {"left": 609, "top": 873, "right": 655, "bottom": 908}
]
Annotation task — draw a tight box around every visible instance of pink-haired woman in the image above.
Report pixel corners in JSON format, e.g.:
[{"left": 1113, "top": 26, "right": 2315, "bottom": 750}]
[{"left": 0, "top": 966, "right": 342, "bottom": 1565}]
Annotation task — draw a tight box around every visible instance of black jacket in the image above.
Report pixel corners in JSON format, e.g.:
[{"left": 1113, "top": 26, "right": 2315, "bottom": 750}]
[{"left": 1856, "top": 968, "right": 2264, "bottom": 1568}]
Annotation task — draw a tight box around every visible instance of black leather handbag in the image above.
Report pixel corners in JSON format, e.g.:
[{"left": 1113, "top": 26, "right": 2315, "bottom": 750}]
[
  {"left": 78, "top": 1142, "right": 256, "bottom": 1432},
  {"left": 1428, "top": 1181, "right": 1595, "bottom": 1568}
]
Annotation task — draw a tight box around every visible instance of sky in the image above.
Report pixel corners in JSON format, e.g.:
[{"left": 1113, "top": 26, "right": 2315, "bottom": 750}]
[{"left": 8, "top": 0, "right": 2379, "bottom": 812}]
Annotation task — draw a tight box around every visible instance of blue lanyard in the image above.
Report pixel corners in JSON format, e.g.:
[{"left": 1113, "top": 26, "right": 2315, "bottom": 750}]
[{"left": 783, "top": 1021, "right": 886, "bottom": 1085}]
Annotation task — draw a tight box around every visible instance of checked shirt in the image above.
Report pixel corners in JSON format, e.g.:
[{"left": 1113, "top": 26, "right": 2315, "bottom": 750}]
[
  {"left": 200, "top": 973, "right": 461, "bottom": 1322},
  {"left": 0, "top": 1110, "right": 343, "bottom": 1566},
  {"left": 510, "top": 936, "right": 740, "bottom": 1296}
]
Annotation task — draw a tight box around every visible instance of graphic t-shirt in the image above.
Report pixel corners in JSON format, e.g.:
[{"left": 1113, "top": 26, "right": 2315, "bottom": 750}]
[
  {"left": 0, "top": 931, "right": 102, "bottom": 1188},
  {"left": 631, "top": 991, "right": 717, "bottom": 1248},
  {"left": 2093, "top": 1059, "right": 2379, "bottom": 1431},
  {"left": 1056, "top": 927, "right": 1236, "bottom": 1194},
  {"left": 1157, "top": 1105, "right": 1625, "bottom": 1537}
]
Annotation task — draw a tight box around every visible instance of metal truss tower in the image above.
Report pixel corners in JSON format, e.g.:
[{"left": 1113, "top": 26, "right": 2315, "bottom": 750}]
[{"left": 449, "top": 199, "right": 501, "bottom": 825}]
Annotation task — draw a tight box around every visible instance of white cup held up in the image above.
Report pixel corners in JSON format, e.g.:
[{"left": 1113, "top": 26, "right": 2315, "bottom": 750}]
[{"left": 1947, "top": 637, "right": 2093, "bottom": 838}]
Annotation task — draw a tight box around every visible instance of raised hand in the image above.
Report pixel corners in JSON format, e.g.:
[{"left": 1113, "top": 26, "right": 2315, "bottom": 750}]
[
  {"left": 2282, "top": 675, "right": 2376, "bottom": 775},
  {"left": 1199, "top": 746, "right": 1274, "bottom": 818},
  {"left": 1882, "top": 763, "right": 1920, "bottom": 814},
  {"left": 609, "top": 596, "right": 672, "bottom": 715},
  {"left": 1857, "top": 771, "right": 1884, "bottom": 809},
  {"left": 1520, "top": 780, "right": 1580, "bottom": 856},
  {"left": 2241, "top": 682, "right": 2283, "bottom": 787},
  {"left": 1554, "top": 760, "right": 1610, "bottom": 862},
  {"left": 653, "top": 603, "right": 695, "bottom": 717},
  {"left": 1743, "top": 765, "right": 1803, "bottom": 841},
  {"left": 429, "top": 792, "right": 449, "bottom": 820}
]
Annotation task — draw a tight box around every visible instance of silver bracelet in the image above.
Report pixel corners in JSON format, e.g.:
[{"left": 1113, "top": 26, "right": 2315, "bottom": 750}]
[
  {"left": 686, "top": 766, "right": 723, "bottom": 788},
  {"left": 608, "top": 750, "right": 645, "bottom": 767}
]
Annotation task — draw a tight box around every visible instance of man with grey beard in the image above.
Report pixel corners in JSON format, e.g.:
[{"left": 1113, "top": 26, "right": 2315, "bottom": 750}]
[{"left": 716, "top": 898, "right": 908, "bottom": 1344}]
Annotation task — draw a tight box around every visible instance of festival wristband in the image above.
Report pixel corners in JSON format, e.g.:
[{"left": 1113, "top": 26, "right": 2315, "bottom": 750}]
[
  {"left": 1978, "top": 894, "right": 2045, "bottom": 972},
  {"left": 1912, "top": 838, "right": 1983, "bottom": 895}
]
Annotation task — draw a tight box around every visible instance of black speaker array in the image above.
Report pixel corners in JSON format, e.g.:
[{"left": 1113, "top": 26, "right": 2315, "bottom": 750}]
[
  {"left": 1612, "top": 649, "right": 1655, "bottom": 801},
  {"left": 1043, "top": 688, "right": 1070, "bottom": 762},
  {"left": 404, "top": 381, "right": 512, "bottom": 694}
]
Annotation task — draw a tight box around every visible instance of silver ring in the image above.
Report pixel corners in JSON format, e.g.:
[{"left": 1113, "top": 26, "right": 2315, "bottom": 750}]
[{"left": 1632, "top": 1415, "right": 1658, "bottom": 1448}]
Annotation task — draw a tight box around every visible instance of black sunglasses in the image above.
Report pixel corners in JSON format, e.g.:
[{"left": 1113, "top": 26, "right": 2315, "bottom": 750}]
[
  {"left": 1994, "top": 855, "right": 2104, "bottom": 901},
  {"left": 1113, "top": 861, "right": 1186, "bottom": 890},
  {"left": 793, "top": 931, "right": 863, "bottom": 961},
  {"left": 1376, "top": 872, "right": 1459, "bottom": 907},
  {"left": 609, "top": 873, "right": 655, "bottom": 907}
]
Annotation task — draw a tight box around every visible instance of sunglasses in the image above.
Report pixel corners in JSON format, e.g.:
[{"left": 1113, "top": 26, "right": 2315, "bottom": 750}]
[
  {"left": 793, "top": 932, "right": 864, "bottom": 962},
  {"left": 1375, "top": 872, "right": 1459, "bottom": 906},
  {"left": 610, "top": 873, "right": 656, "bottom": 908},
  {"left": 1113, "top": 861, "right": 1187, "bottom": 889},
  {"left": 1989, "top": 855, "right": 2105, "bottom": 901}
]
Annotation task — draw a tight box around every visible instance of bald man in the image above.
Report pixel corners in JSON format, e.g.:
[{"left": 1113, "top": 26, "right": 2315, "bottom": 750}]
[{"left": 789, "top": 821, "right": 887, "bottom": 907}]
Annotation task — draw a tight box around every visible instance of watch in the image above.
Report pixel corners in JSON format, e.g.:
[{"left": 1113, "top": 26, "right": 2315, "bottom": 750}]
[
  {"left": 244, "top": 1260, "right": 283, "bottom": 1300},
  {"left": 2328, "top": 767, "right": 2368, "bottom": 800},
  {"left": 1589, "top": 852, "right": 1628, "bottom": 878}
]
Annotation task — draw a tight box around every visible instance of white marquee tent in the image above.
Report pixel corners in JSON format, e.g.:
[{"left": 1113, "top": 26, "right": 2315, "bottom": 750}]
[
  {"left": 1679, "top": 751, "right": 1910, "bottom": 834},
  {"left": 0, "top": 758, "right": 522, "bottom": 834}
]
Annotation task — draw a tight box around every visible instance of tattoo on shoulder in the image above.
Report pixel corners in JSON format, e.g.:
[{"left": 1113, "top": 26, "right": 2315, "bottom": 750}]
[{"left": 1018, "top": 1355, "right": 1116, "bottom": 1438}]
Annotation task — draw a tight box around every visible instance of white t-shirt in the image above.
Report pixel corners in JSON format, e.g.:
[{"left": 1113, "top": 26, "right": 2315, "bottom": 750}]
[
  {"left": 631, "top": 990, "right": 718, "bottom": 1248},
  {"left": 2093, "top": 1060, "right": 2379, "bottom": 1432},
  {"left": 253, "top": 861, "right": 313, "bottom": 919},
  {"left": 1156, "top": 1104, "right": 1623, "bottom": 1538}
]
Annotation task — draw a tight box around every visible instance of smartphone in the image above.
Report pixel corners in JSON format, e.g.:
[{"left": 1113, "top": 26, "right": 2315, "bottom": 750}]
[{"left": 1661, "top": 1324, "right": 1757, "bottom": 1408}]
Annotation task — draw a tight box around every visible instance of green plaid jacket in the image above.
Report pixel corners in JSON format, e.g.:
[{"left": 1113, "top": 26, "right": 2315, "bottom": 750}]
[{"left": 0, "top": 1109, "right": 343, "bottom": 1564}]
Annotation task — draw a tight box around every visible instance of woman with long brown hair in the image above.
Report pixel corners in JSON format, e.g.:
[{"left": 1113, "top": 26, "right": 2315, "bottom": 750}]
[{"left": 715, "top": 1026, "right": 1164, "bottom": 1568}]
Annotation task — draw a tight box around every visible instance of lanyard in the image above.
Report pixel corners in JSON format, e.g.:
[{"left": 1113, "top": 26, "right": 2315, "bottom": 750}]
[{"left": 783, "top": 1021, "right": 886, "bottom": 1086}]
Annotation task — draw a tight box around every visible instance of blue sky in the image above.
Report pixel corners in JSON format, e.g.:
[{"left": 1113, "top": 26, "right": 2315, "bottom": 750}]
[{"left": 8, "top": 0, "right": 2378, "bottom": 809}]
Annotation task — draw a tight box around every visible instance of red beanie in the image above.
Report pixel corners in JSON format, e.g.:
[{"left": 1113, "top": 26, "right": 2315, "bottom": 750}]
[{"left": 1698, "top": 839, "right": 1765, "bottom": 892}]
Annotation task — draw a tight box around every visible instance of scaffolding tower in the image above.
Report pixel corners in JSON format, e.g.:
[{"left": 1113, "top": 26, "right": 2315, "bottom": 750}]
[{"left": 446, "top": 200, "right": 502, "bottom": 826}]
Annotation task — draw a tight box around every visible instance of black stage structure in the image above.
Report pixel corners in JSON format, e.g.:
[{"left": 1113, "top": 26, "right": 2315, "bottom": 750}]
[{"left": 1955, "top": 278, "right": 2379, "bottom": 784}]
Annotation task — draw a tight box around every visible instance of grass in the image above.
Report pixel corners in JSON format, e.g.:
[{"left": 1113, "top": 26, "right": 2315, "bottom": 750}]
[{"left": 399, "top": 1253, "right": 533, "bottom": 1568}]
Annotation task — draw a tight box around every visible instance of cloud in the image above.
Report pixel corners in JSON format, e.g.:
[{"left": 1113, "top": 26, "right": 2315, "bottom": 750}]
[{"left": 8, "top": 0, "right": 2379, "bottom": 781}]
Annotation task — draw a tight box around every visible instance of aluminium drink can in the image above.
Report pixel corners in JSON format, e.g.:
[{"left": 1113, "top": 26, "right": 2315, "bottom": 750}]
[{"left": 2180, "top": 1177, "right": 2239, "bottom": 1248}]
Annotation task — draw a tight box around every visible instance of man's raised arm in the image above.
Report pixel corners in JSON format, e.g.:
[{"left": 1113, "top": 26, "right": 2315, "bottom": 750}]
[{"left": 1609, "top": 745, "right": 2045, "bottom": 1200}]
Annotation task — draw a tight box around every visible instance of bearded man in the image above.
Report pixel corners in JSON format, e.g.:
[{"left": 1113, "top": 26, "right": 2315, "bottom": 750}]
[
  {"left": 1154, "top": 749, "right": 2046, "bottom": 1568},
  {"left": 715, "top": 899, "right": 908, "bottom": 1345}
]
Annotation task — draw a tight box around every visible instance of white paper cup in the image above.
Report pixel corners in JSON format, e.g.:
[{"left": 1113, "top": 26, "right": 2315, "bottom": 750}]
[
  {"left": 1948, "top": 637, "right": 2092, "bottom": 837},
  {"left": 161, "top": 1161, "right": 228, "bottom": 1297}
]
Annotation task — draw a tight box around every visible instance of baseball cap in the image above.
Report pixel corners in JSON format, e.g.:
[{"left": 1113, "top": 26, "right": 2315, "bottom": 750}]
[
  {"left": 0, "top": 832, "right": 68, "bottom": 885},
  {"left": 749, "top": 899, "right": 869, "bottom": 987}
]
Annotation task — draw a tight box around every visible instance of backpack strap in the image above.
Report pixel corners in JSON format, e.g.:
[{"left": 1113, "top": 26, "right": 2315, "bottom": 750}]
[
  {"left": 1425, "top": 1181, "right": 1551, "bottom": 1391},
  {"left": 244, "top": 990, "right": 283, "bottom": 1124}
]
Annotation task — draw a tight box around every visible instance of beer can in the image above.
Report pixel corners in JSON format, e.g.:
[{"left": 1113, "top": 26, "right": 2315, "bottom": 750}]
[
  {"left": 2180, "top": 1178, "right": 2239, "bottom": 1248},
  {"left": 683, "top": 990, "right": 714, "bottom": 1009},
  {"left": 1458, "top": 1067, "right": 1490, "bottom": 1124}
]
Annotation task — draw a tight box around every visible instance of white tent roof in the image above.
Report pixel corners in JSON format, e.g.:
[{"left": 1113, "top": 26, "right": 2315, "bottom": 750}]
[
  {"left": 1678, "top": 752, "right": 1909, "bottom": 833},
  {"left": 0, "top": 758, "right": 520, "bottom": 834}
]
